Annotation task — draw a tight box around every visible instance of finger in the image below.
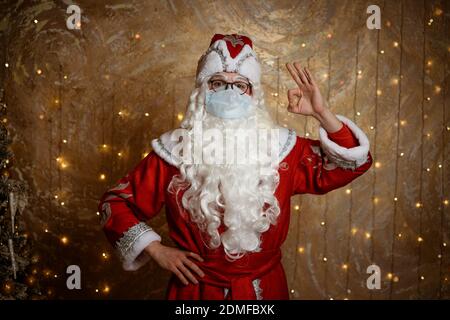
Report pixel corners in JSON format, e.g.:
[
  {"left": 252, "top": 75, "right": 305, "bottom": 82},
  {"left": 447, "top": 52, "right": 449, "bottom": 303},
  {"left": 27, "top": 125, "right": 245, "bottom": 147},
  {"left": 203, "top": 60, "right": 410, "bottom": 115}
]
[
  {"left": 303, "top": 67, "right": 312, "bottom": 85},
  {"left": 293, "top": 62, "right": 309, "bottom": 85},
  {"left": 178, "top": 263, "right": 199, "bottom": 284},
  {"left": 287, "top": 89, "right": 301, "bottom": 106},
  {"left": 304, "top": 67, "right": 317, "bottom": 86},
  {"left": 187, "top": 251, "right": 204, "bottom": 262},
  {"left": 183, "top": 257, "right": 205, "bottom": 278},
  {"left": 172, "top": 267, "right": 189, "bottom": 285},
  {"left": 286, "top": 63, "right": 304, "bottom": 88}
]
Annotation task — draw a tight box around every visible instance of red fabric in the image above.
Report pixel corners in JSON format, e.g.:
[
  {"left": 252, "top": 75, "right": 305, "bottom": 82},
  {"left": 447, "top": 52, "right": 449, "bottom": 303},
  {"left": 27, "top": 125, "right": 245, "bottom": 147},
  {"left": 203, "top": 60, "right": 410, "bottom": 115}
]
[
  {"left": 209, "top": 34, "right": 253, "bottom": 58},
  {"left": 99, "top": 125, "right": 372, "bottom": 300}
]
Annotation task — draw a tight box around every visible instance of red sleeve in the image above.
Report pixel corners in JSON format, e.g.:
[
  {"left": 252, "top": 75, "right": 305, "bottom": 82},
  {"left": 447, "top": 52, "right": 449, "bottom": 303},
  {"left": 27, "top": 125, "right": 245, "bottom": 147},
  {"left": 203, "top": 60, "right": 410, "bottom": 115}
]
[
  {"left": 292, "top": 123, "right": 373, "bottom": 195},
  {"left": 98, "top": 151, "right": 170, "bottom": 246}
]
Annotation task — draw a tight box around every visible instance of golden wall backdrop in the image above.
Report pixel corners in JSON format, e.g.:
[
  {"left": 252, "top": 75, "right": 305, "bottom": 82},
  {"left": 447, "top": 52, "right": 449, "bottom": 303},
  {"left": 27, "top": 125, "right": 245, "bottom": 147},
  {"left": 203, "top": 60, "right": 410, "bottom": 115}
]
[{"left": 0, "top": 0, "right": 448, "bottom": 299}]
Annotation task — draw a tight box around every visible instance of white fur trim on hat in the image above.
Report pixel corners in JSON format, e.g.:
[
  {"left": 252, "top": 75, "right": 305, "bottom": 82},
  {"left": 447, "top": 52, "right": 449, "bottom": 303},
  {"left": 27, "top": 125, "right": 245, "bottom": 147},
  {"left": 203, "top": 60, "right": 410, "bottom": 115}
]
[{"left": 195, "top": 38, "right": 261, "bottom": 86}]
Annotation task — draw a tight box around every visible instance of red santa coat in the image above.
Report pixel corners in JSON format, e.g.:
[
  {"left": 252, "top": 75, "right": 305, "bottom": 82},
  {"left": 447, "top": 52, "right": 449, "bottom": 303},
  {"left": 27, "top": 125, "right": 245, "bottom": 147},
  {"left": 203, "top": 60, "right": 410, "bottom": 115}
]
[{"left": 98, "top": 114, "right": 372, "bottom": 300}]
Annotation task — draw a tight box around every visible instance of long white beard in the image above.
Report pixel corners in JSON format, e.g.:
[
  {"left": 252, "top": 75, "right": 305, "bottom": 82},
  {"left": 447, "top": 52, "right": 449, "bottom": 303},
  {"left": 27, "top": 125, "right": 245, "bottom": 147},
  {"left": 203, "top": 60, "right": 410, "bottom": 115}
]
[{"left": 169, "top": 84, "right": 281, "bottom": 261}]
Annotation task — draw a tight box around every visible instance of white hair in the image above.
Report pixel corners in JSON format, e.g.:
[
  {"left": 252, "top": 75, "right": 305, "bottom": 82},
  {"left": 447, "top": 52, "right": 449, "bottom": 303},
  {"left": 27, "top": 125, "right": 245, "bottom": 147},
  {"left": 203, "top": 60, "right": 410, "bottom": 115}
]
[{"left": 168, "top": 77, "right": 281, "bottom": 261}]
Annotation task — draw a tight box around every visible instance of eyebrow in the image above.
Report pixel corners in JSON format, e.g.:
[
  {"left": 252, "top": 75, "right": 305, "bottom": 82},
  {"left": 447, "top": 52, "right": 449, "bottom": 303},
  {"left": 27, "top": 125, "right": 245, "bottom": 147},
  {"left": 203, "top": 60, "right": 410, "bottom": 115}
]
[{"left": 210, "top": 74, "right": 249, "bottom": 82}]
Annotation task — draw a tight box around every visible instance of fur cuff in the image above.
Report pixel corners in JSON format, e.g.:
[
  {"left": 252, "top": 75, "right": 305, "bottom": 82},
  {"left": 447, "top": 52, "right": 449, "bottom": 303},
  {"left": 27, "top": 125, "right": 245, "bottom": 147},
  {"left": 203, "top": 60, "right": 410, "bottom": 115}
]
[
  {"left": 115, "top": 222, "right": 161, "bottom": 271},
  {"left": 318, "top": 114, "right": 370, "bottom": 170}
]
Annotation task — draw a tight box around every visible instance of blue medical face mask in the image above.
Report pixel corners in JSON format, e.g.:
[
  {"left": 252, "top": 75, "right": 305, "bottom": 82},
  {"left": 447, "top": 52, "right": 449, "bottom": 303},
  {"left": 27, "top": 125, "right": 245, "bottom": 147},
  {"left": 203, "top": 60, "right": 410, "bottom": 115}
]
[{"left": 205, "top": 88, "right": 253, "bottom": 119}]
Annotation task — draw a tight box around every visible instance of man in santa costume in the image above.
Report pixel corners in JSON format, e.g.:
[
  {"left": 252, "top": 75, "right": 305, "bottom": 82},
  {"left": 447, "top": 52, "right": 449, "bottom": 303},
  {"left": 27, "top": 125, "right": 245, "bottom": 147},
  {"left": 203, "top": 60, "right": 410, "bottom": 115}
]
[{"left": 98, "top": 34, "right": 372, "bottom": 300}]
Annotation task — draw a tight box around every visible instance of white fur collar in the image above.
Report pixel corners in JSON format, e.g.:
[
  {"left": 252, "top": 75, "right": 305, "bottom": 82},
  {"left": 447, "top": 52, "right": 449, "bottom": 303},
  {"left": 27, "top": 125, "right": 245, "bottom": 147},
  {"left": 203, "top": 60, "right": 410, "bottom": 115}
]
[{"left": 151, "top": 126, "right": 297, "bottom": 168}]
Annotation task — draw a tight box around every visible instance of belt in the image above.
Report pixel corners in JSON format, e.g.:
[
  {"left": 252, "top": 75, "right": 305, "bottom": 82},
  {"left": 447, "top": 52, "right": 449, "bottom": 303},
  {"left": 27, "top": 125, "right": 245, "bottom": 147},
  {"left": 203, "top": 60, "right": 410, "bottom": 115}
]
[{"left": 196, "top": 247, "right": 282, "bottom": 300}]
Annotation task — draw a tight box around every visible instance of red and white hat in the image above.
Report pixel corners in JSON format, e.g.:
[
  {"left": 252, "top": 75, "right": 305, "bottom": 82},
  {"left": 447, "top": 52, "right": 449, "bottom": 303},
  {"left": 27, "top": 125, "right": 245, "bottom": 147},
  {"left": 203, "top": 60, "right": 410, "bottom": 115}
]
[{"left": 195, "top": 34, "right": 261, "bottom": 87}]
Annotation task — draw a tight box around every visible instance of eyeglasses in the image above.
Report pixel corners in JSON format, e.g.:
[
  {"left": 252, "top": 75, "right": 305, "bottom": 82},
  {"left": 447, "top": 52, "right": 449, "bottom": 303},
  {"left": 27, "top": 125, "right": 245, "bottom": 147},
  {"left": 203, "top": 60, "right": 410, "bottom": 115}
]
[{"left": 208, "top": 78, "right": 252, "bottom": 95}]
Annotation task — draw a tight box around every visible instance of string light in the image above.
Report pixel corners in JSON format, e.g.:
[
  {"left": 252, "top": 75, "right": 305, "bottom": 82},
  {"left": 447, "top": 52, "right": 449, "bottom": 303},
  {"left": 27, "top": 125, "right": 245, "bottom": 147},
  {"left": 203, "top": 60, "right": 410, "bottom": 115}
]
[
  {"left": 177, "top": 113, "right": 184, "bottom": 121},
  {"left": 144, "top": 112, "right": 149, "bottom": 117},
  {"left": 134, "top": 33, "right": 141, "bottom": 40},
  {"left": 393, "top": 41, "right": 399, "bottom": 47},
  {"left": 345, "top": 188, "right": 351, "bottom": 194},
  {"left": 417, "top": 236, "right": 423, "bottom": 243},
  {"left": 99, "top": 173, "right": 106, "bottom": 180},
  {"left": 36, "top": 69, "right": 42, "bottom": 75},
  {"left": 33, "top": 19, "right": 38, "bottom": 24},
  {"left": 294, "top": 205, "right": 300, "bottom": 210},
  {"left": 365, "top": 232, "right": 371, "bottom": 239},
  {"left": 60, "top": 236, "right": 69, "bottom": 245},
  {"left": 298, "top": 247, "right": 304, "bottom": 254},
  {"left": 301, "top": 43, "right": 306, "bottom": 48},
  {"left": 323, "top": 257, "right": 327, "bottom": 262},
  {"left": 5, "top": 62, "right": 9, "bottom": 68},
  {"left": 342, "top": 264, "right": 348, "bottom": 270},
  {"left": 351, "top": 228, "right": 357, "bottom": 235}
]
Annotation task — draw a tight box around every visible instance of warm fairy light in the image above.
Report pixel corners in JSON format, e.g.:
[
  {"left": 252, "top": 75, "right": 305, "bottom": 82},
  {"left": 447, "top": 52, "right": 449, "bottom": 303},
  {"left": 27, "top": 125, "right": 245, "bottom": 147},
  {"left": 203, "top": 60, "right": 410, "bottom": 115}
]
[
  {"left": 54, "top": 98, "right": 60, "bottom": 105},
  {"left": 95, "top": 289, "right": 99, "bottom": 293},
  {"left": 391, "top": 78, "right": 399, "bottom": 85},
  {"left": 345, "top": 189, "right": 351, "bottom": 194},
  {"left": 102, "top": 144, "right": 108, "bottom": 149},
  {"left": 305, "top": 132, "right": 310, "bottom": 137},
  {"left": 380, "top": 50, "right": 384, "bottom": 54},
  {"left": 60, "top": 236, "right": 69, "bottom": 245},
  {"left": 394, "top": 197, "right": 398, "bottom": 201},
  {"left": 5, "top": 62, "right": 9, "bottom": 68},
  {"left": 177, "top": 113, "right": 184, "bottom": 121},
  {"left": 323, "top": 73, "right": 328, "bottom": 79},
  {"left": 100, "top": 173, "right": 106, "bottom": 180},
  {"left": 400, "top": 120, "right": 407, "bottom": 126},
  {"left": 56, "top": 157, "right": 62, "bottom": 162},
  {"left": 290, "top": 289, "right": 295, "bottom": 293},
  {"left": 397, "top": 233, "right": 402, "bottom": 238},
  {"left": 426, "top": 97, "right": 431, "bottom": 101},
  {"left": 118, "top": 111, "right": 123, "bottom": 116},
  {"left": 434, "top": 8, "right": 443, "bottom": 16},
  {"left": 356, "top": 111, "right": 361, "bottom": 116},
  {"left": 428, "top": 18, "right": 433, "bottom": 26},
  {"left": 373, "top": 197, "right": 379, "bottom": 204},
  {"left": 103, "top": 285, "right": 110, "bottom": 294},
  {"left": 365, "top": 232, "right": 371, "bottom": 239},
  {"left": 400, "top": 152, "right": 404, "bottom": 157},
  {"left": 438, "top": 164, "right": 442, "bottom": 168},
  {"left": 443, "top": 242, "right": 447, "bottom": 247},
  {"left": 301, "top": 43, "right": 306, "bottom": 48},
  {"left": 320, "top": 221, "right": 325, "bottom": 226},
  {"left": 44, "top": 228, "right": 49, "bottom": 233},
  {"left": 415, "top": 202, "right": 422, "bottom": 208},
  {"left": 435, "top": 85, "right": 441, "bottom": 93},
  {"left": 294, "top": 205, "right": 300, "bottom": 210},
  {"left": 34, "top": 19, "right": 38, "bottom": 24},
  {"left": 54, "top": 195, "right": 58, "bottom": 199},
  {"left": 393, "top": 41, "right": 399, "bottom": 47},
  {"left": 63, "top": 139, "right": 67, "bottom": 144},
  {"left": 60, "top": 162, "right": 68, "bottom": 169},
  {"left": 427, "top": 60, "right": 433, "bottom": 67},
  {"left": 60, "top": 202, "right": 65, "bottom": 206},
  {"left": 444, "top": 199, "right": 449, "bottom": 206},
  {"left": 351, "top": 228, "right": 357, "bottom": 235},
  {"left": 327, "top": 33, "right": 332, "bottom": 39},
  {"left": 64, "top": 75, "right": 68, "bottom": 80},
  {"left": 145, "top": 112, "right": 149, "bottom": 117},
  {"left": 393, "top": 276, "right": 399, "bottom": 283},
  {"left": 39, "top": 114, "right": 45, "bottom": 120},
  {"left": 117, "top": 152, "right": 122, "bottom": 157},
  {"left": 370, "top": 126, "right": 374, "bottom": 130},
  {"left": 342, "top": 264, "right": 348, "bottom": 270},
  {"left": 298, "top": 247, "right": 304, "bottom": 253},
  {"left": 323, "top": 257, "right": 327, "bottom": 262},
  {"left": 420, "top": 276, "right": 425, "bottom": 280},
  {"left": 417, "top": 236, "right": 423, "bottom": 243},
  {"left": 357, "top": 70, "right": 362, "bottom": 75},
  {"left": 375, "top": 161, "right": 381, "bottom": 168},
  {"left": 134, "top": 33, "right": 141, "bottom": 40},
  {"left": 387, "top": 273, "right": 393, "bottom": 279},
  {"left": 376, "top": 89, "right": 382, "bottom": 96},
  {"left": 36, "top": 69, "right": 42, "bottom": 75},
  {"left": 102, "top": 252, "right": 108, "bottom": 259},
  {"left": 161, "top": 43, "right": 166, "bottom": 48},
  {"left": 96, "top": 211, "right": 100, "bottom": 216},
  {"left": 426, "top": 167, "right": 430, "bottom": 172}
]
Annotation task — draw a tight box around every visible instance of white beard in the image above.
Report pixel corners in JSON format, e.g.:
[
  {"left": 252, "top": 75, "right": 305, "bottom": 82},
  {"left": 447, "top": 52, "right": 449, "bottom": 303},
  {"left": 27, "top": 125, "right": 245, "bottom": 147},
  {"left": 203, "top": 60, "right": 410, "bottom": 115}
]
[{"left": 168, "top": 83, "right": 281, "bottom": 261}]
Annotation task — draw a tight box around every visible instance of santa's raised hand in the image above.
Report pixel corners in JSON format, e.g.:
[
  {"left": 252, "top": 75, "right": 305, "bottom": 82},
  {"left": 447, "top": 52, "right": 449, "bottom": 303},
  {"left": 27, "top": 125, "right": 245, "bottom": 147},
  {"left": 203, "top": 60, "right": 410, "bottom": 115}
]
[{"left": 286, "top": 61, "right": 343, "bottom": 133}]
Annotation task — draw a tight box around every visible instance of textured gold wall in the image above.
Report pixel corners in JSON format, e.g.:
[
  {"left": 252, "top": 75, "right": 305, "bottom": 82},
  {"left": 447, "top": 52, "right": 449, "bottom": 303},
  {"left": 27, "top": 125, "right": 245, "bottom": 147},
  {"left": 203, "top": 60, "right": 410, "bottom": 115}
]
[{"left": 0, "top": 0, "right": 448, "bottom": 299}]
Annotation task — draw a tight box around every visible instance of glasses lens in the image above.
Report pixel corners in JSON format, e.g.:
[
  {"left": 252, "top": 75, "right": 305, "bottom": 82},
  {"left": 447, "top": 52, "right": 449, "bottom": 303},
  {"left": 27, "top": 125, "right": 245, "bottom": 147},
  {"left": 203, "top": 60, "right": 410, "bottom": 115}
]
[
  {"left": 234, "top": 82, "right": 249, "bottom": 94},
  {"left": 210, "top": 79, "right": 227, "bottom": 91}
]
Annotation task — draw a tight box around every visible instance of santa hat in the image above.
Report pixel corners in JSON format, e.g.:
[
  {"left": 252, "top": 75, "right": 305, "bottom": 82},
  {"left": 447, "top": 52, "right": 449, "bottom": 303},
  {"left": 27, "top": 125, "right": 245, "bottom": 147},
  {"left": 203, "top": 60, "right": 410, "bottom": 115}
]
[{"left": 195, "top": 34, "right": 261, "bottom": 87}]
